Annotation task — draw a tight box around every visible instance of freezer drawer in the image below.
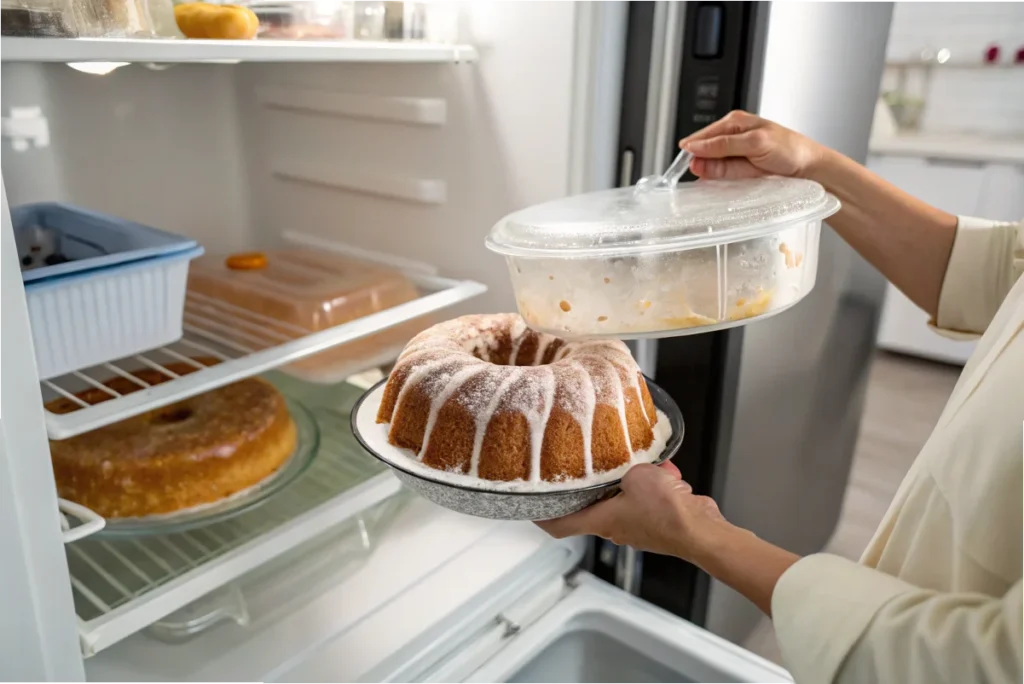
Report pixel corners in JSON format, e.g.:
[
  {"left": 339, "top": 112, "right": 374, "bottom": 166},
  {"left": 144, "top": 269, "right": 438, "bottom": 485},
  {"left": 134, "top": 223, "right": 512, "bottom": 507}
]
[
  {"left": 373, "top": 564, "right": 791, "bottom": 684},
  {"left": 464, "top": 573, "right": 791, "bottom": 684},
  {"left": 507, "top": 627, "right": 682, "bottom": 683}
]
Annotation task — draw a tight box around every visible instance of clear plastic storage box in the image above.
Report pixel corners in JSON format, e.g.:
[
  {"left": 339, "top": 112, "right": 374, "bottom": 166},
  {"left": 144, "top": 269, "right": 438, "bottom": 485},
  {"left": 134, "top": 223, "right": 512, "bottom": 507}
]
[
  {"left": 187, "top": 249, "right": 428, "bottom": 383},
  {"left": 73, "top": 0, "right": 157, "bottom": 36},
  {"left": 144, "top": 492, "right": 409, "bottom": 644},
  {"left": 13, "top": 203, "right": 203, "bottom": 379},
  {"left": 1, "top": 0, "right": 77, "bottom": 35},
  {"left": 486, "top": 176, "right": 840, "bottom": 339}
]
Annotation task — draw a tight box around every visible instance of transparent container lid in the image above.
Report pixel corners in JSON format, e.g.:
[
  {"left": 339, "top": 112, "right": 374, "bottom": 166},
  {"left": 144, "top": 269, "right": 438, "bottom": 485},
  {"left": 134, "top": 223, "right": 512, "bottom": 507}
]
[
  {"left": 486, "top": 176, "right": 840, "bottom": 258},
  {"left": 187, "top": 248, "right": 421, "bottom": 332}
]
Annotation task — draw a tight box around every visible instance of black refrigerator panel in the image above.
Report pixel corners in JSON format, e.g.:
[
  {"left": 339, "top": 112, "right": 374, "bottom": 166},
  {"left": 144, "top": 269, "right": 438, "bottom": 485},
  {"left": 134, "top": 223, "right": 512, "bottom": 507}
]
[
  {"left": 673, "top": 1, "right": 765, "bottom": 178},
  {"left": 589, "top": 1, "right": 766, "bottom": 625}
]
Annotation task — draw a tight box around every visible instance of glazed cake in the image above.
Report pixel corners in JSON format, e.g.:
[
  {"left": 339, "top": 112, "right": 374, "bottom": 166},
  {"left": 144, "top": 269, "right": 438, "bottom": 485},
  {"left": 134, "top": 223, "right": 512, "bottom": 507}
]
[{"left": 376, "top": 313, "right": 669, "bottom": 485}]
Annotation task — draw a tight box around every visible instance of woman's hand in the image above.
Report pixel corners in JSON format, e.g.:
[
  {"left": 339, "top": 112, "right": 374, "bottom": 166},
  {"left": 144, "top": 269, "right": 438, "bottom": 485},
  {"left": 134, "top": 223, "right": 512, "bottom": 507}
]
[
  {"left": 537, "top": 458, "right": 801, "bottom": 616},
  {"left": 680, "top": 110, "right": 826, "bottom": 181},
  {"left": 536, "top": 460, "right": 737, "bottom": 565}
]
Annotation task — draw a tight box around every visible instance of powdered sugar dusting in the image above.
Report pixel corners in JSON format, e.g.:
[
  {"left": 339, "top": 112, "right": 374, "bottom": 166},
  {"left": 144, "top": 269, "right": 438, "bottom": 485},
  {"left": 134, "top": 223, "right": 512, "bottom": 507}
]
[
  {"left": 572, "top": 361, "right": 596, "bottom": 475},
  {"left": 609, "top": 359, "right": 634, "bottom": 455},
  {"left": 525, "top": 368, "right": 556, "bottom": 483},
  {"left": 418, "top": 364, "right": 488, "bottom": 460},
  {"left": 470, "top": 368, "right": 522, "bottom": 477}
]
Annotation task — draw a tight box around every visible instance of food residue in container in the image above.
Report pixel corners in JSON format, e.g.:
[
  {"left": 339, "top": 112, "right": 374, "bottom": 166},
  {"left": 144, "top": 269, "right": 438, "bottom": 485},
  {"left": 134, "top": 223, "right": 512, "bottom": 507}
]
[
  {"left": 549, "top": 275, "right": 555, "bottom": 280},
  {"left": 658, "top": 312, "right": 719, "bottom": 329},
  {"left": 778, "top": 242, "right": 803, "bottom": 269},
  {"left": 559, "top": 300, "right": 572, "bottom": 312},
  {"left": 604, "top": 277, "right": 611, "bottom": 284},
  {"left": 728, "top": 288, "right": 774, "bottom": 320},
  {"left": 597, "top": 315, "right": 608, "bottom": 322}
]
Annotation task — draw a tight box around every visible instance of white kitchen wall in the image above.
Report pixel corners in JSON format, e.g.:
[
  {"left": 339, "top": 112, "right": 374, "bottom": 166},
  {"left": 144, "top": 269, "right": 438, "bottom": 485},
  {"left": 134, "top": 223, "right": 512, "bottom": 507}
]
[{"left": 882, "top": 2, "right": 1024, "bottom": 136}]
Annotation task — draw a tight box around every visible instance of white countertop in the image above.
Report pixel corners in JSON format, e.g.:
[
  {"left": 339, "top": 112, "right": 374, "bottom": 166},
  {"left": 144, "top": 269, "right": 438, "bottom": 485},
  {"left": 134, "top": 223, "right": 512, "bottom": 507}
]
[{"left": 869, "top": 132, "right": 1024, "bottom": 164}]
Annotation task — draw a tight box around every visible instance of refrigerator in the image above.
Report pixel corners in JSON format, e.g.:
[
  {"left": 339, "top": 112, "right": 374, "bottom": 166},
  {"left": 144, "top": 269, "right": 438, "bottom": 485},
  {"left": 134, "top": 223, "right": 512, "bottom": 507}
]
[
  {"left": 592, "top": 0, "right": 894, "bottom": 645},
  {"left": 0, "top": 1, "right": 892, "bottom": 681}
]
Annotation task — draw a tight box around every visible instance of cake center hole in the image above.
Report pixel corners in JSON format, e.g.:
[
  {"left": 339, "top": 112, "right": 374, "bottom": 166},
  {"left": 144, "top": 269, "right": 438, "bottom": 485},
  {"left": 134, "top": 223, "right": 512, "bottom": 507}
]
[{"left": 155, "top": 407, "right": 193, "bottom": 424}]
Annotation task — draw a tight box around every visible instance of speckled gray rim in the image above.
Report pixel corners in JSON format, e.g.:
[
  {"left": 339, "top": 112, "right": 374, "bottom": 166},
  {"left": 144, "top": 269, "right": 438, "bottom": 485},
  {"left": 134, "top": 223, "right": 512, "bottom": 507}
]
[{"left": 350, "top": 376, "right": 684, "bottom": 521}]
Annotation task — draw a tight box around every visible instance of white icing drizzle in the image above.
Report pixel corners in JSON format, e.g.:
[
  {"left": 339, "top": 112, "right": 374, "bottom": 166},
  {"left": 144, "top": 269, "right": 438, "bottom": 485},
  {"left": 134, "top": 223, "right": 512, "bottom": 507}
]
[
  {"left": 526, "top": 367, "right": 556, "bottom": 483},
  {"left": 469, "top": 368, "right": 522, "bottom": 477},
  {"left": 418, "top": 363, "right": 487, "bottom": 460},
  {"left": 608, "top": 358, "right": 634, "bottom": 457},
  {"left": 572, "top": 360, "right": 597, "bottom": 476},
  {"left": 508, "top": 335, "right": 525, "bottom": 366},
  {"left": 533, "top": 335, "right": 553, "bottom": 366},
  {"left": 384, "top": 356, "right": 451, "bottom": 422}
]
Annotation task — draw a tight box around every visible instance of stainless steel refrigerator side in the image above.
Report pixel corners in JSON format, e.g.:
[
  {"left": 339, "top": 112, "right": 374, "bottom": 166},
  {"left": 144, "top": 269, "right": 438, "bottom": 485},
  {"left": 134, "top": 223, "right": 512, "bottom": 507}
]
[{"left": 703, "top": 2, "right": 895, "bottom": 644}]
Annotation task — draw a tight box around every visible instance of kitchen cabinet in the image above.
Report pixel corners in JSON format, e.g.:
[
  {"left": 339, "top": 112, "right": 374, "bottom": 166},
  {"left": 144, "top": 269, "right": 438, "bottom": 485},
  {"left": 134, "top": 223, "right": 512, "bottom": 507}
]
[{"left": 869, "top": 152, "right": 1024, "bottom": 364}]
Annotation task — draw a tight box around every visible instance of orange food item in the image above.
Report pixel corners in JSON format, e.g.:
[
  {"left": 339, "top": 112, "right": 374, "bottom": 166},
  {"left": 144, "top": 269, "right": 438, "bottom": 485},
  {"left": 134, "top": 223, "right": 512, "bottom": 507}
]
[
  {"left": 225, "top": 251, "right": 268, "bottom": 271},
  {"left": 174, "top": 2, "right": 259, "bottom": 39},
  {"left": 778, "top": 242, "right": 803, "bottom": 269},
  {"left": 188, "top": 249, "right": 428, "bottom": 382}
]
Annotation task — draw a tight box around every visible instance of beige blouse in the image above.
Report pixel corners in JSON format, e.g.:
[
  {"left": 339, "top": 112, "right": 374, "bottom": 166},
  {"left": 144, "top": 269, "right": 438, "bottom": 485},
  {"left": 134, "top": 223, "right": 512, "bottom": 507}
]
[{"left": 771, "top": 216, "right": 1024, "bottom": 684}]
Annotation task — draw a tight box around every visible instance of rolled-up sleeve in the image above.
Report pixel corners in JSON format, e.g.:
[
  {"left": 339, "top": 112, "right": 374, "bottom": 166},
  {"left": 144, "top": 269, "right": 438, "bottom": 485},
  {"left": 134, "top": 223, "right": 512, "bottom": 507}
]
[
  {"left": 934, "top": 217, "right": 1024, "bottom": 335},
  {"left": 772, "top": 554, "right": 1023, "bottom": 684}
]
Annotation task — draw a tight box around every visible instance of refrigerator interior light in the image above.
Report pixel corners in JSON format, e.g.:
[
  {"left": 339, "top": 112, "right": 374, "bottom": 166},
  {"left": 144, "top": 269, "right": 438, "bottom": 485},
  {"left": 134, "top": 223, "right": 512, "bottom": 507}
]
[{"left": 66, "top": 62, "right": 129, "bottom": 75}]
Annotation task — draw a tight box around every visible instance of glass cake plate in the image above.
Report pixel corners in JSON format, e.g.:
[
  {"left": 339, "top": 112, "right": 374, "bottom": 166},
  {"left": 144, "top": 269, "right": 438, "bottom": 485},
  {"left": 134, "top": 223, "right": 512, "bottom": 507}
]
[{"left": 95, "top": 398, "right": 320, "bottom": 538}]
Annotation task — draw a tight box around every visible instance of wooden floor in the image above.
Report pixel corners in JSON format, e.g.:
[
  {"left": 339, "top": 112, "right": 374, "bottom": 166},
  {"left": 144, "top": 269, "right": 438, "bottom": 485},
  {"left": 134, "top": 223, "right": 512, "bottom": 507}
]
[{"left": 741, "top": 351, "right": 962, "bottom": 665}]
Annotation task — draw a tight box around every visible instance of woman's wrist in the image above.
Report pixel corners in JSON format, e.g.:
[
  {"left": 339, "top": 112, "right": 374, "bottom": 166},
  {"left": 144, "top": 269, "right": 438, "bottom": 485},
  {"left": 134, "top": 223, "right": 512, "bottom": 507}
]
[
  {"left": 681, "top": 519, "right": 801, "bottom": 617},
  {"left": 802, "top": 146, "right": 853, "bottom": 191},
  {"left": 676, "top": 518, "right": 751, "bottom": 572}
]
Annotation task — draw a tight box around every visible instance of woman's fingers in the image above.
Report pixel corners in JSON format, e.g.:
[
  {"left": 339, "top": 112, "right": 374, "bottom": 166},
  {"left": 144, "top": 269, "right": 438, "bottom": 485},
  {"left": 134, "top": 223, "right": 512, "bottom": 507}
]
[
  {"left": 690, "top": 157, "right": 765, "bottom": 180},
  {"left": 659, "top": 459, "right": 682, "bottom": 479},
  {"left": 679, "top": 110, "right": 757, "bottom": 146},
  {"left": 535, "top": 495, "right": 621, "bottom": 539},
  {"left": 684, "top": 129, "right": 767, "bottom": 159}
]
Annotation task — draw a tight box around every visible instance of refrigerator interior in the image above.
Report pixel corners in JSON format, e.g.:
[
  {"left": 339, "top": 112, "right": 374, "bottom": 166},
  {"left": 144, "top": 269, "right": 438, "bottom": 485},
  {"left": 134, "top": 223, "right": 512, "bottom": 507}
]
[{"left": 0, "top": 2, "right": 645, "bottom": 680}]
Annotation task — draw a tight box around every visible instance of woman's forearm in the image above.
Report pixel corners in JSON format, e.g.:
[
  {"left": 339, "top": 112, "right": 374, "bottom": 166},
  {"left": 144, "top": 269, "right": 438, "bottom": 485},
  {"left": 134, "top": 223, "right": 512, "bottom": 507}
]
[
  {"left": 688, "top": 522, "right": 801, "bottom": 617},
  {"left": 808, "top": 149, "right": 958, "bottom": 319}
]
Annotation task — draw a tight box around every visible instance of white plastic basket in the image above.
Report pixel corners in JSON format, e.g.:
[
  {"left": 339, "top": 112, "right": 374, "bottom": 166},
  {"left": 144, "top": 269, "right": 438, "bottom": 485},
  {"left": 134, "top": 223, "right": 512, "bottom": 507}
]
[{"left": 26, "top": 248, "right": 203, "bottom": 379}]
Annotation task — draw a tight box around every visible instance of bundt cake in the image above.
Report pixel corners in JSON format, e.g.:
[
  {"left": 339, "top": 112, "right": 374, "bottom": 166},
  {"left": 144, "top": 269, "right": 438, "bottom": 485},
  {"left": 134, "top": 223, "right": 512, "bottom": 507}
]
[
  {"left": 47, "top": 361, "right": 297, "bottom": 518},
  {"left": 376, "top": 313, "right": 669, "bottom": 485}
]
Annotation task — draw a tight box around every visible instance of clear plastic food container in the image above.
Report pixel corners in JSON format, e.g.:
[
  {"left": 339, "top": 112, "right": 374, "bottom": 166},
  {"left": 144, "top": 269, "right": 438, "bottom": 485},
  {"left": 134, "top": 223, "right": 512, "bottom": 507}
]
[
  {"left": 1, "top": 0, "right": 78, "bottom": 36},
  {"left": 73, "top": 0, "right": 156, "bottom": 36},
  {"left": 187, "top": 249, "right": 429, "bottom": 383},
  {"left": 244, "top": 0, "right": 354, "bottom": 39},
  {"left": 486, "top": 175, "right": 839, "bottom": 339}
]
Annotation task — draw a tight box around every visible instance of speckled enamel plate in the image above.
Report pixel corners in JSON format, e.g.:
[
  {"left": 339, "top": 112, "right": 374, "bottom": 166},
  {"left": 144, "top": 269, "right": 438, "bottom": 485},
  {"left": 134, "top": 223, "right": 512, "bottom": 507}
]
[{"left": 351, "top": 377, "right": 684, "bottom": 521}]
